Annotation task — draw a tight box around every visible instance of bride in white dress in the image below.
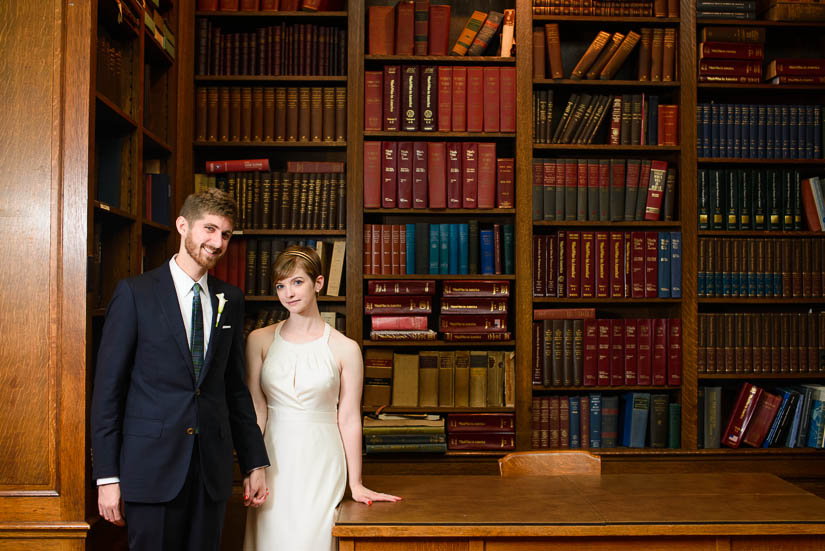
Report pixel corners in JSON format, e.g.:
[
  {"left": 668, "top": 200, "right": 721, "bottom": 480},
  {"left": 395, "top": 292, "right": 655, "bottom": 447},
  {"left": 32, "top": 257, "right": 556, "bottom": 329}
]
[{"left": 243, "top": 246, "right": 400, "bottom": 551}]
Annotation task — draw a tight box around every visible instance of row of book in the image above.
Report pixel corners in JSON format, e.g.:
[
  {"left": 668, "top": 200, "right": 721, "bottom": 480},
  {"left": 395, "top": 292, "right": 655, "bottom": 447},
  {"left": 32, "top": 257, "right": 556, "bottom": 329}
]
[
  {"left": 531, "top": 158, "right": 677, "bottom": 222},
  {"left": 531, "top": 0, "right": 679, "bottom": 17},
  {"left": 197, "top": 0, "right": 344, "bottom": 11},
  {"left": 697, "top": 168, "right": 810, "bottom": 231},
  {"left": 698, "top": 312, "right": 825, "bottom": 375},
  {"left": 195, "top": 20, "right": 346, "bottom": 77},
  {"left": 368, "top": 4, "right": 515, "bottom": 58},
  {"left": 363, "top": 142, "right": 514, "bottom": 210},
  {"left": 698, "top": 237, "right": 825, "bottom": 298},
  {"left": 365, "top": 65, "right": 516, "bottom": 134},
  {"left": 701, "top": 383, "right": 825, "bottom": 449},
  {"left": 246, "top": 238, "right": 345, "bottom": 296},
  {"left": 96, "top": 30, "right": 129, "bottom": 111},
  {"left": 194, "top": 168, "right": 346, "bottom": 231},
  {"left": 245, "top": 307, "right": 345, "bottom": 339},
  {"left": 696, "top": 103, "right": 822, "bottom": 159},
  {"left": 195, "top": 86, "right": 347, "bottom": 143},
  {"left": 532, "top": 393, "right": 681, "bottom": 449},
  {"left": 696, "top": 0, "right": 757, "bottom": 19},
  {"left": 362, "top": 413, "right": 516, "bottom": 453},
  {"left": 364, "top": 350, "right": 514, "bottom": 410},
  {"left": 364, "top": 223, "right": 514, "bottom": 277},
  {"left": 533, "top": 311, "right": 682, "bottom": 388},
  {"left": 533, "top": 231, "right": 683, "bottom": 299}
]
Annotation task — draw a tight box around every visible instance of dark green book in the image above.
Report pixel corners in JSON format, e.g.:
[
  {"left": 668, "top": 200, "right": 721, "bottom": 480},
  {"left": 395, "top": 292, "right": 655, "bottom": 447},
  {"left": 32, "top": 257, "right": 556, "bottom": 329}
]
[
  {"left": 532, "top": 160, "right": 544, "bottom": 221},
  {"left": 767, "top": 169, "right": 781, "bottom": 230},
  {"left": 577, "top": 159, "right": 588, "bottom": 221},
  {"left": 709, "top": 168, "right": 724, "bottom": 230},
  {"left": 587, "top": 159, "right": 599, "bottom": 221},
  {"left": 782, "top": 169, "right": 794, "bottom": 230},
  {"left": 598, "top": 159, "right": 610, "bottom": 221},
  {"left": 543, "top": 161, "right": 556, "bottom": 221},
  {"left": 792, "top": 169, "right": 802, "bottom": 230},
  {"left": 555, "top": 160, "right": 566, "bottom": 221},
  {"left": 738, "top": 169, "right": 752, "bottom": 230},
  {"left": 502, "top": 224, "right": 514, "bottom": 274},
  {"left": 668, "top": 402, "right": 681, "bottom": 449},
  {"left": 752, "top": 169, "right": 766, "bottom": 230},
  {"left": 649, "top": 393, "right": 669, "bottom": 448}
]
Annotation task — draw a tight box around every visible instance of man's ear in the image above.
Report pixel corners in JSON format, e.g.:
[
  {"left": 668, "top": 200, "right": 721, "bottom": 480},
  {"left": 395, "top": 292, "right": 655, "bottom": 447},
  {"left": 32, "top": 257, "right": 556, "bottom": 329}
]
[{"left": 175, "top": 216, "right": 188, "bottom": 237}]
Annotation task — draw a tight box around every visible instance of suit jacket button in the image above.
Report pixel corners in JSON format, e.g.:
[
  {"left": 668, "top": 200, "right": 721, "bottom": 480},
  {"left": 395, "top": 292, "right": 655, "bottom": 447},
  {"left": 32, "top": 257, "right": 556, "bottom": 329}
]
[
  {"left": 186, "top": 427, "right": 195, "bottom": 435},
  {"left": 195, "top": 389, "right": 201, "bottom": 396}
]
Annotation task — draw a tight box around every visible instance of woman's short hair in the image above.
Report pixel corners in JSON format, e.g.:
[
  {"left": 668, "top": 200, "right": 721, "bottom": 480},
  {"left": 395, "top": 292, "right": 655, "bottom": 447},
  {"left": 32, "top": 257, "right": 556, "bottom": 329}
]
[{"left": 271, "top": 245, "right": 323, "bottom": 284}]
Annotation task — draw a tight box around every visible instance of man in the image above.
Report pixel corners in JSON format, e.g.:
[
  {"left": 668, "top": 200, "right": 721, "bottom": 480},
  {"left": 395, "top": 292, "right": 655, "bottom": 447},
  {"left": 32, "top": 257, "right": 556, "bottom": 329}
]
[{"left": 91, "top": 188, "right": 269, "bottom": 550}]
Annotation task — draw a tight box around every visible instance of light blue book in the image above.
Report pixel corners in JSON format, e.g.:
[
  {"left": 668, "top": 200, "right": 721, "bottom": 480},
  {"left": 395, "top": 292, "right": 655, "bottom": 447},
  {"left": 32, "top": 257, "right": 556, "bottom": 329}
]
[
  {"left": 621, "top": 392, "right": 651, "bottom": 448},
  {"left": 406, "top": 223, "right": 416, "bottom": 274},
  {"left": 448, "top": 224, "right": 459, "bottom": 274},
  {"left": 785, "top": 386, "right": 806, "bottom": 448},
  {"left": 439, "top": 223, "right": 450, "bottom": 274},
  {"left": 806, "top": 385, "right": 825, "bottom": 448},
  {"left": 429, "top": 224, "right": 440, "bottom": 274},
  {"left": 458, "top": 224, "right": 469, "bottom": 274}
]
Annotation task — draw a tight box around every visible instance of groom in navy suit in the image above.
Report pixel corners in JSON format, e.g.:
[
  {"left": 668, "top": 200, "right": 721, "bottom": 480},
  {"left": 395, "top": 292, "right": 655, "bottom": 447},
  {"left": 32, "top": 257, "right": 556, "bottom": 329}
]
[{"left": 91, "top": 188, "right": 269, "bottom": 550}]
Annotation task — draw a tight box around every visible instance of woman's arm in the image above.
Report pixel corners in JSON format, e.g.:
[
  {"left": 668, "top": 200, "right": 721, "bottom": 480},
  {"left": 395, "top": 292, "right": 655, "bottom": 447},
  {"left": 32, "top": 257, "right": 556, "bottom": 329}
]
[{"left": 245, "top": 328, "right": 270, "bottom": 435}]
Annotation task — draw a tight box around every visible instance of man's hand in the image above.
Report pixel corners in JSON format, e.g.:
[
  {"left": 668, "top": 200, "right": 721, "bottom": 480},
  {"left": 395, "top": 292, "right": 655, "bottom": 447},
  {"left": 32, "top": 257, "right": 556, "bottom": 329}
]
[
  {"left": 98, "top": 483, "right": 125, "bottom": 526},
  {"left": 243, "top": 468, "right": 268, "bottom": 507}
]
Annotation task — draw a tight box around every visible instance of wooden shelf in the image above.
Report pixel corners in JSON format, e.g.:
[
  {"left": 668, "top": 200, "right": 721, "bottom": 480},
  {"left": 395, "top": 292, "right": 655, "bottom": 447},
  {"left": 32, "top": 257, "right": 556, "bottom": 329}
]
[
  {"left": 699, "top": 230, "right": 825, "bottom": 237},
  {"left": 235, "top": 229, "right": 347, "bottom": 236},
  {"left": 366, "top": 208, "right": 515, "bottom": 215},
  {"left": 534, "top": 144, "right": 681, "bottom": 152},
  {"left": 195, "top": 10, "right": 348, "bottom": 18},
  {"left": 195, "top": 75, "right": 347, "bottom": 82},
  {"left": 144, "top": 28, "right": 174, "bottom": 67},
  {"left": 94, "top": 201, "right": 137, "bottom": 223},
  {"left": 142, "top": 219, "right": 172, "bottom": 233},
  {"left": 697, "top": 18, "right": 825, "bottom": 28},
  {"left": 363, "top": 407, "right": 514, "bottom": 414},
  {"left": 535, "top": 220, "right": 680, "bottom": 228},
  {"left": 698, "top": 297, "right": 825, "bottom": 304},
  {"left": 532, "top": 15, "right": 680, "bottom": 24},
  {"left": 533, "top": 385, "right": 681, "bottom": 391},
  {"left": 194, "top": 140, "right": 346, "bottom": 148},
  {"left": 95, "top": 92, "right": 138, "bottom": 129},
  {"left": 698, "top": 83, "right": 825, "bottom": 92},
  {"left": 533, "top": 297, "right": 681, "bottom": 304},
  {"left": 364, "top": 131, "right": 515, "bottom": 139},
  {"left": 365, "top": 55, "right": 515, "bottom": 64},
  {"left": 142, "top": 127, "right": 173, "bottom": 156},
  {"left": 698, "top": 158, "right": 825, "bottom": 165},
  {"left": 245, "top": 295, "right": 345, "bottom": 303},
  {"left": 364, "top": 274, "right": 516, "bottom": 280},
  {"left": 363, "top": 340, "right": 515, "bottom": 348},
  {"left": 699, "top": 373, "right": 825, "bottom": 380},
  {"left": 534, "top": 79, "right": 680, "bottom": 87}
]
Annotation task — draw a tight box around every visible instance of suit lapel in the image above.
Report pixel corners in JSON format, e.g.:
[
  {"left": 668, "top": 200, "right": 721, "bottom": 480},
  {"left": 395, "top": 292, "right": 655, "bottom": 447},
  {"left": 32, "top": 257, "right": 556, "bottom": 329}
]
[
  {"left": 153, "top": 265, "right": 196, "bottom": 380},
  {"left": 199, "top": 276, "right": 222, "bottom": 384}
]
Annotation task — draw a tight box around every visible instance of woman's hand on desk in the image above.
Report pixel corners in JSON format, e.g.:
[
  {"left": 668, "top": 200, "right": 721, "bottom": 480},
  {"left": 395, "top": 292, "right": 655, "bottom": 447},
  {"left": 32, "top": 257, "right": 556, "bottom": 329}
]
[{"left": 350, "top": 483, "right": 402, "bottom": 506}]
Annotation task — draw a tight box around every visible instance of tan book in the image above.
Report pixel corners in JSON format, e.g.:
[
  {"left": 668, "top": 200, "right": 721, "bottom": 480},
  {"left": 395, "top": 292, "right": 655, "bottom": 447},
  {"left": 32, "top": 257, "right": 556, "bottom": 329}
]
[
  {"left": 325, "top": 240, "right": 346, "bottom": 296},
  {"left": 662, "top": 28, "right": 676, "bottom": 82},
  {"left": 334, "top": 87, "right": 347, "bottom": 142},
  {"left": 275, "top": 87, "right": 287, "bottom": 141},
  {"left": 451, "top": 10, "right": 487, "bottom": 56},
  {"left": 586, "top": 32, "right": 624, "bottom": 80},
  {"left": 228, "top": 87, "right": 240, "bottom": 141},
  {"left": 454, "top": 350, "right": 470, "bottom": 407},
  {"left": 600, "top": 31, "right": 641, "bottom": 80},
  {"left": 532, "top": 27, "right": 546, "bottom": 79},
  {"left": 418, "top": 351, "right": 439, "bottom": 408},
  {"left": 570, "top": 30, "right": 611, "bottom": 80},
  {"left": 392, "top": 353, "right": 419, "bottom": 407},
  {"left": 650, "top": 28, "right": 664, "bottom": 82},
  {"left": 468, "top": 351, "right": 487, "bottom": 407},
  {"left": 196, "top": 87, "right": 208, "bottom": 141},
  {"left": 310, "top": 87, "right": 323, "bottom": 142},
  {"left": 322, "top": 87, "right": 335, "bottom": 142},
  {"left": 286, "top": 87, "right": 298, "bottom": 141},
  {"left": 504, "top": 351, "right": 515, "bottom": 408},
  {"left": 486, "top": 350, "right": 504, "bottom": 407},
  {"left": 438, "top": 351, "right": 455, "bottom": 407},
  {"left": 298, "top": 87, "right": 311, "bottom": 142},
  {"left": 206, "top": 87, "right": 218, "bottom": 141},
  {"left": 544, "top": 23, "right": 564, "bottom": 79},
  {"left": 637, "top": 28, "right": 652, "bottom": 81}
]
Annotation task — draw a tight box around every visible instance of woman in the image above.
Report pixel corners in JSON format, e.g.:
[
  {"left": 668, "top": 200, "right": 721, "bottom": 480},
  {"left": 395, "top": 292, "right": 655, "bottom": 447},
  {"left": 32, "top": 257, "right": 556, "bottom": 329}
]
[{"left": 243, "top": 245, "right": 400, "bottom": 550}]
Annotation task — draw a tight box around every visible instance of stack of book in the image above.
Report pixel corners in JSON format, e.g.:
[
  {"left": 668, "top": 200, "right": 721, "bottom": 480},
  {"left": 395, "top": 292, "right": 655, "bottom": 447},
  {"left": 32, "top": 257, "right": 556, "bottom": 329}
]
[
  {"left": 439, "top": 280, "right": 511, "bottom": 341},
  {"left": 363, "top": 414, "right": 447, "bottom": 454},
  {"left": 766, "top": 58, "right": 825, "bottom": 85},
  {"left": 531, "top": 0, "right": 678, "bottom": 17},
  {"left": 532, "top": 393, "right": 681, "bottom": 449},
  {"left": 759, "top": 0, "right": 825, "bottom": 21},
  {"left": 698, "top": 37, "right": 764, "bottom": 84},
  {"left": 696, "top": 0, "right": 757, "bottom": 19},
  {"left": 365, "top": 279, "right": 437, "bottom": 341},
  {"left": 447, "top": 413, "right": 515, "bottom": 451}
]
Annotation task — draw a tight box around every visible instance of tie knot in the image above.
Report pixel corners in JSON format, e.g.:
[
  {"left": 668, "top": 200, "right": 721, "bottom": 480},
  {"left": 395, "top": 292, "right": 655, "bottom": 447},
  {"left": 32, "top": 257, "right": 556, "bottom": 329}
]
[{"left": 192, "top": 282, "right": 201, "bottom": 295}]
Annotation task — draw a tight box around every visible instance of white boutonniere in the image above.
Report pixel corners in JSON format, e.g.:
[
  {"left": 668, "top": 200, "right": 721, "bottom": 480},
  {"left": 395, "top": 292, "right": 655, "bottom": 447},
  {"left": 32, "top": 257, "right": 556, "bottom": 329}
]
[{"left": 215, "top": 293, "right": 228, "bottom": 327}]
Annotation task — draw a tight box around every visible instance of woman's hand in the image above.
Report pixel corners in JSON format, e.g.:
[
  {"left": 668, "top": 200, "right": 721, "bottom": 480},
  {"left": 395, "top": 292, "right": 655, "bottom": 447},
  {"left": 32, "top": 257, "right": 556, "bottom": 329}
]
[{"left": 350, "top": 483, "right": 402, "bottom": 506}]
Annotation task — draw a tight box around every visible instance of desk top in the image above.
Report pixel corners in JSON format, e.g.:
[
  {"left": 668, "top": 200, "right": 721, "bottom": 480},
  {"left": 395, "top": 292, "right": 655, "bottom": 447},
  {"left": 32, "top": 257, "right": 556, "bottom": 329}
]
[{"left": 334, "top": 473, "right": 825, "bottom": 538}]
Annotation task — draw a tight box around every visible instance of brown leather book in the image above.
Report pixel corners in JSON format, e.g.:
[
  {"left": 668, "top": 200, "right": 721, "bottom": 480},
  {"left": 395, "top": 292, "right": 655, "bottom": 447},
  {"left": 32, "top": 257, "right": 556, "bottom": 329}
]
[
  {"left": 600, "top": 31, "right": 641, "bottom": 80},
  {"left": 297, "top": 87, "right": 310, "bottom": 141},
  {"left": 334, "top": 87, "right": 346, "bottom": 141},
  {"left": 270, "top": 172, "right": 281, "bottom": 229},
  {"left": 251, "top": 172, "right": 262, "bottom": 229},
  {"left": 650, "top": 28, "right": 664, "bottom": 82},
  {"left": 240, "top": 87, "right": 252, "bottom": 141},
  {"left": 263, "top": 87, "right": 275, "bottom": 141},
  {"left": 394, "top": 1, "right": 414, "bottom": 55},
  {"left": 706, "top": 314, "right": 717, "bottom": 373},
  {"left": 320, "top": 87, "right": 334, "bottom": 142},
  {"left": 260, "top": 172, "right": 272, "bottom": 229},
  {"left": 206, "top": 88, "right": 219, "bottom": 142},
  {"left": 286, "top": 87, "right": 298, "bottom": 141},
  {"left": 654, "top": 0, "right": 666, "bottom": 16},
  {"left": 252, "top": 87, "right": 264, "bottom": 141},
  {"left": 662, "top": 29, "right": 676, "bottom": 82},
  {"left": 309, "top": 87, "right": 323, "bottom": 142},
  {"left": 571, "top": 30, "right": 610, "bottom": 80},
  {"left": 698, "top": 314, "right": 707, "bottom": 373},
  {"left": 218, "top": 87, "right": 230, "bottom": 141},
  {"left": 368, "top": 5, "right": 395, "bottom": 55},
  {"left": 532, "top": 28, "right": 546, "bottom": 79},
  {"left": 274, "top": 87, "right": 286, "bottom": 141},
  {"left": 544, "top": 24, "right": 564, "bottom": 79},
  {"left": 637, "top": 28, "right": 652, "bottom": 81},
  {"left": 586, "top": 32, "right": 624, "bottom": 80},
  {"left": 196, "top": 87, "right": 208, "bottom": 141},
  {"left": 229, "top": 87, "right": 241, "bottom": 141}
]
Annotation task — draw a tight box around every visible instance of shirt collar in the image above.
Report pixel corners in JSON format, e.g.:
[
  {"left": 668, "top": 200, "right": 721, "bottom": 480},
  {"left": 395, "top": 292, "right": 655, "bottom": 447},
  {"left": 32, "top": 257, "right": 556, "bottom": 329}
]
[{"left": 169, "top": 255, "right": 210, "bottom": 299}]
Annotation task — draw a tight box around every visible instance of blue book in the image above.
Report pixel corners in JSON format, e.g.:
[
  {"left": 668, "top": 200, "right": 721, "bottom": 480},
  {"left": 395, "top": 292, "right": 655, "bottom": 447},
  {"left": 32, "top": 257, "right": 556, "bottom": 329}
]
[
  {"left": 502, "top": 224, "right": 514, "bottom": 274},
  {"left": 781, "top": 105, "right": 790, "bottom": 159},
  {"left": 797, "top": 385, "right": 819, "bottom": 447},
  {"left": 733, "top": 104, "right": 743, "bottom": 158},
  {"left": 719, "top": 104, "right": 728, "bottom": 157},
  {"left": 647, "top": 95, "right": 659, "bottom": 146},
  {"left": 569, "top": 396, "right": 581, "bottom": 449},
  {"left": 621, "top": 392, "right": 650, "bottom": 448},
  {"left": 589, "top": 393, "right": 602, "bottom": 448},
  {"left": 785, "top": 386, "right": 806, "bottom": 448},
  {"left": 814, "top": 106, "right": 822, "bottom": 159},
  {"left": 305, "top": 239, "right": 317, "bottom": 248},
  {"left": 757, "top": 104, "right": 767, "bottom": 159},
  {"left": 710, "top": 103, "right": 720, "bottom": 157},
  {"left": 766, "top": 104, "right": 775, "bottom": 158},
  {"left": 740, "top": 103, "right": 748, "bottom": 158},
  {"left": 763, "top": 389, "right": 792, "bottom": 448},
  {"left": 791, "top": 106, "right": 800, "bottom": 159},
  {"left": 698, "top": 103, "right": 709, "bottom": 158},
  {"left": 727, "top": 103, "right": 736, "bottom": 157},
  {"left": 448, "top": 224, "right": 459, "bottom": 274},
  {"left": 480, "top": 229, "right": 495, "bottom": 275},
  {"left": 429, "top": 224, "right": 440, "bottom": 274},
  {"left": 439, "top": 223, "right": 450, "bottom": 274},
  {"left": 748, "top": 104, "right": 757, "bottom": 158},
  {"left": 804, "top": 105, "right": 813, "bottom": 159},
  {"left": 406, "top": 223, "right": 416, "bottom": 274},
  {"left": 670, "top": 232, "right": 681, "bottom": 298},
  {"left": 657, "top": 232, "right": 671, "bottom": 298},
  {"left": 458, "top": 223, "right": 469, "bottom": 274}
]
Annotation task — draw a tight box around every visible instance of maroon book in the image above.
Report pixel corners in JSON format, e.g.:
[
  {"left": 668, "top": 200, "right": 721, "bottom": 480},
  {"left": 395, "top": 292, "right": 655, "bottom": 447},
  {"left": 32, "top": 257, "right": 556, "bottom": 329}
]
[
  {"left": 428, "top": 4, "right": 451, "bottom": 55},
  {"left": 597, "top": 319, "right": 610, "bottom": 386},
  {"left": 382, "top": 65, "right": 400, "bottom": 131},
  {"left": 368, "top": 5, "right": 395, "bottom": 55},
  {"left": 556, "top": 231, "right": 566, "bottom": 298},
  {"left": 394, "top": 1, "right": 415, "bottom": 55},
  {"left": 722, "top": 382, "right": 762, "bottom": 448},
  {"left": 461, "top": 142, "right": 478, "bottom": 208},
  {"left": 413, "top": 0, "right": 430, "bottom": 55},
  {"left": 437, "top": 66, "right": 452, "bottom": 132},
  {"left": 610, "top": 319, "right": 625, "bottom": 386},
  {"left": 482, "top": 66, "right": 500, "bottom": 133},
  {"left": 371, "top": 315, "right": 428, "bottom": 331},
  {"left": 565, "top": 231, "right": 581, "bottom": 298},
  {"left": 652, "top": 318, "right": 667, "bottom": 386},
  {"left": 636, "top": 319, "right": 652, "bottom": 385},
  {"left": 596, "top": 232, "right": 609, "bottom": 297},
  {"left": 441, "top": 280, "right": 510, "bottom": 297},
  {"left": 442, "top": 332, "right": 512, "bottom": 341},
  {"left": 466, "top": 67, "right": 484, "bottom": 133},
  {"left": 493, "top": 223, "right": 502, "bottom": 275},
  {"left": 380, "top": 225, "right": 391, "bottom": 275},
  {"left": 363, "top": 141, "right": 381, "bottom": 208},
  {"left": 644, "top": 231, "right": 658, "bottom": 298},
  {"left": 447, "top": 413, "right": 514, "bottom": 432},
  {"left": 367, "top": 280, "right": 436, "bottom": 295},
  {"left": 741, "top": 391, "right": 781, "bottom": 448},
  {"left": 364, "top": 295, "right": 432, "bottom": 314},
  {"left": 396, "top": 141, "right": 413, "bottom": 209},
  {"left": 439, "top": 314, "right": 507, "bottom": 332},
  {"left": 412, "top": 142, "right": 428, "bottom": 208},
  {"left": 546, "top": 234, "right": 557, "bottom": 298},
  {"left": 451, "top": 66, "right": 467, "bottom": 132},
  {"left": 427, "top": 141, "right": 447, "bottom": 208},
  {"left": 371, "top": 223, "right": 381, "bottom": 275},
  {"left": 477, "top": 143, "right": 496, "bottom": 209},
  {"left": 533, "top": 308, "right": 595, "bottom": 320},
  {"left": 447, "top": 142, "right": 462, "bottom": 208},
  {"left": 699, "top": 41, "right": 764, "bottom": 60},
  {"left": 440, "top": 298, "right": 508, "bottom": 314},
  {"left": 420, "top": 66, "right": 438, "bottom": 131},
  {"left": 363, "top": 224, "right": 373, "bottom": 275},
  {"left": 496, "top": 158, "right": 514, "bottom": 208},
  {"left": 391, "top": 224, "right": 401, "bottom": 275},
  {"left": 580, "top": 231, "right": 595, "bottom": 298},
  {"left": 533, "top": 235, "right": 546, "bottom": 297},
  {"left": 364, "top": 71, "right": 383, "bottom": 132},
  {"left": 583, "top": 318, "right": 598, "bottom": 386},
  {"left": 668, "top": 318, "right": 682, "bottom": 386},
  {"left": 401, "top": 65, "right": 420, "bottom": 131},
  {"left": 381, "top": 141, "right": 398, "bottom": 208},
  {"left": 500, "top": 66, "right": 516, "bottom": 133},
  {"left": 624, "top": 318, "right": 638, "bottom": 385},
  {"left": 447, "top": 432, "right": 515, "bottom": 450}
]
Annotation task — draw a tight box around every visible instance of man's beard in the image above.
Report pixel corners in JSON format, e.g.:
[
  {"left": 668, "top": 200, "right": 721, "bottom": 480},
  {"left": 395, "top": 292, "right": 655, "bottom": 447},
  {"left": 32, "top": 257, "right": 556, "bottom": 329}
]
[{"left": 185, "top": 233, "right": 224, "bottom": 270}]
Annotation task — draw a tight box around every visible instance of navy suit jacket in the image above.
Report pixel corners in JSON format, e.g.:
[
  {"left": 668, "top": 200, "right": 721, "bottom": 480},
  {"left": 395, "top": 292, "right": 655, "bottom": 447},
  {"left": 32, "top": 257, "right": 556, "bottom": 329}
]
[{"left": 91, "top": 263, "right": 269, "bottom": 503}]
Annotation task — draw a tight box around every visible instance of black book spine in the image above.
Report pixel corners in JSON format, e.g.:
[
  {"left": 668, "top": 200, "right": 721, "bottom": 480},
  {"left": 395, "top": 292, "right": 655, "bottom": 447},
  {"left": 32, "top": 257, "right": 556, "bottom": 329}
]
[
  {"left": 738, "top": 169, "right": 752, "bottom": 230},
  {"left": 698, "top": 168, "right": 709, "bottom": 230}
]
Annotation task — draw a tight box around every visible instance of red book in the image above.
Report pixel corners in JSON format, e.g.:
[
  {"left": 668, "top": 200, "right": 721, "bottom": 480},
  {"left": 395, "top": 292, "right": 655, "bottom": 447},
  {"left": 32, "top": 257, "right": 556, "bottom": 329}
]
[
  {"left": 636, "top": 319, "right": 652, "bottom": 385},
  {"left": 493, "top": 223, "right": 503, "bottom": 275},
  {"left": 643, "top": 160, "right": 668, "bottom": 221},
  {"left": 598, "top": 160, "right": 610, "bottom": 220},
  {"left": 533, "top": 308, "right": 595, "bottom": 320},
  {"left": 565, "top": 231, "right": 581, "bottom": 298},
  {"left": 447, "top": 432, "right": 515, "bottom": 450},
  {"left": 461, "top": 142, "right": 478, "bottom": 208},
  {"left": 413, "top": 0, "right": 430, "bottom": 56},
  {"left": 441, "top": 298, "right": 508, "bottom": 314},
  {"left": 580, "top": 395, "right": 590, "bottom": 449},
  {"left": 482, "top": 66, "right": 500, "bottom": 133},
  {"left": 427, "top": 141, "right": 447, "bottom": 208},
  {"left": 382, "top": 65, "right": 400, "bottom": 131},
  {"left": 437, "top": 66, "right": 452, "bottom": 132},
  {"left": 699, "top": 59, "right": 762, "bottom": 77},
  {"left": 496, "top": 158, "right": 514, "bottom": 209},
  {"left": 741, "top": 391, "right": 782, "bottom": 448},
  {"left": 397, "top": 142, "right": 413, "bottom": 209},
  {"left": 581, "top": 231, "right": 595, "bottom": 298},
  {"left": 447, "top": 143, "right": 462, "bottom": 208},
  {"left": 597, "top": 319, "right": 611, "bottom": 386},
  {"left": 363, "top": 224, "right": 373, "bottom": 275},
  {"left": 651, "top": 318, "right": 667, "bottom": 386},
  {"left": 368, "top": 5, "right": 395, "bottom": 55},
  {"left": 595, "top": 232, "right": 609, "bottom": 297},
  {"left": 199, "top": 0, "right": 219, "bottom": 10},
  {"left": 767, "top": 58, "right": 825, "bottom": 77},
  {"left": 363, "top": 141, "right": 381, "bottom": 208},
  {"left": 657, "top": 104, "right": 678, "bottom": 146},
  {"left": 452, "top": 66, "right": 467, "bottom": 132},
  {"left": 630, "top": 231, "right": 645, "bottom": 298},
  {"left": 240, "top": 0, "right": 259, "bottom": 10},
  {"left": 364, "top": 71, "right": 383, "bottom": 131},
  {"left": 380, "top": 225, "right": 391, "bottom": 275},
  {"left": 624, "top": 319, "right": 638, "bottom": 385},
  {"left": 499, "top": 66, "right": 516, "bottom": 133},
  {"left": 412, "top": 142, "right": 428, "bottom": 208},
  {"left": 439, "top": 314, "right": 507, "bottom": 332},
  {"left": 441, "top": 279, "right": 510, "bottom": 297},
  {"left": 609, "top": 231, "right": 624, "bottom": 298},
  {"left": 364, "top": 295, "right": 432, "bottom": 314},
  {"left": 371, "top": 315, "right": 428, "bottom": 331},
  {"left": 367, "top": 280, "right": 437, "bottom": 295},
  {"left": 466, "top": 67, "right": 484, "bottom": 132},
  {"left": 260, "top": 0, "right": 277, "bottom": 9},
  {"left": 644, "top": 231, "right": 658, "bottom": 298},
  {"left": 583, "top": 318, "right": 598, "bottom": 386},
  {"left": 668, "top": 318, "right": 682, "bottom": 386},
  {"left": 428, "top": 4, "right": 451, "bottom": 55},
  {"left": 370, "top": 224, "right": 381, "bottom": 274},
  {"left": 577, "top": 160, "right": 589, "bottom": 220},
  {"left": 624, "top": 232, "right": 632, "bottom": 298},
  {"left": 219, "top": 0, "right": 239, "bottom": 9},
  {"left": 477, "top": 143, "right": 496, "bottom": 209},
  {"left": 442, "top": 332, "right": 512, "bottom": 341},
  {"left": 205, "top": 159, "right": 269, "bottom": 173},
  {"left": 381, "top": 141, "right": 397, "bottom": 208},
  {"left": 395, "top": 1, "right": 415, "bottom": 55},
  {"left": 399, "top": 225, "right": 406, "bottom": 273},
  {"left": 391, "top": 224, "right": 401, "bottom": 274},
  {"left": 722, "top": 382, "right": 763, "bottom": 448},
  {"left": 447, "top": 413, "right": 515, "bottom": 432},
  {"left": 610, "top": 319, "right": 625, "bottom": 386}
]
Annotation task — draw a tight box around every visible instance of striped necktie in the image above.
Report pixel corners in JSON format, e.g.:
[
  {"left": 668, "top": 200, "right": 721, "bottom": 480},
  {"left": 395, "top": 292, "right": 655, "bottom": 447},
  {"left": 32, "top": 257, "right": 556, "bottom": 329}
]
[{"left": 191, "top": 282, "right": 204, "bottom": 381}]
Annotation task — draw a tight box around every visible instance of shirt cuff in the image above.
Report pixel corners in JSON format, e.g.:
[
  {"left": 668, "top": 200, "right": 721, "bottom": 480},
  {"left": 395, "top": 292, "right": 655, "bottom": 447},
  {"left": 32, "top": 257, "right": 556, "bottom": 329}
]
[
  {"left": 97, "top": 477, "right": 120, "bottom": 486},
  {"left": 247, "top": 465, "right": 269, "bottom": 474}
]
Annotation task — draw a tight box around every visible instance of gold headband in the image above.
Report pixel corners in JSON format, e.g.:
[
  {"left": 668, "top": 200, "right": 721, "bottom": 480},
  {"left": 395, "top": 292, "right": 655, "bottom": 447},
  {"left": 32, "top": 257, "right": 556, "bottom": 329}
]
[{"left": 281, "top": 249, "right": 319, "bottom": 268}]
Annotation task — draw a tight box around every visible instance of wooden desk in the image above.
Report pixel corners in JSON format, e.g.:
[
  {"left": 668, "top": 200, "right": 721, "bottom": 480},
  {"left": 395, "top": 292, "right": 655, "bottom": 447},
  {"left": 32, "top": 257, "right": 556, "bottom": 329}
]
[{"left": 334, "top": 474, "right": 825, "bottom": 550}]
